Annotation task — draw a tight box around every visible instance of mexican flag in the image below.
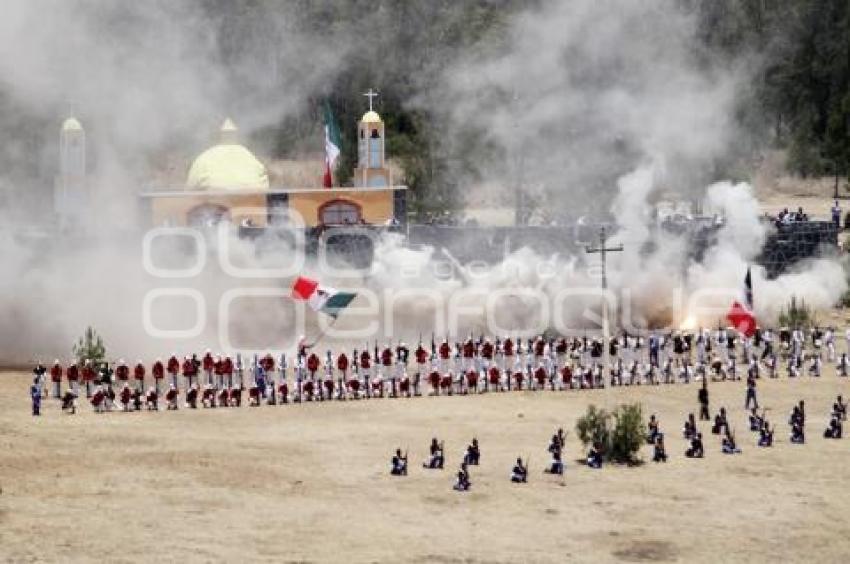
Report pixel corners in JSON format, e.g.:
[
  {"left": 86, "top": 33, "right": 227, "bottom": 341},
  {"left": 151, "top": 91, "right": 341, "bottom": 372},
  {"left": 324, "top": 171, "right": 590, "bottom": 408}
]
[
  {"left": 323, "top": 101, "right": 341, "bottom": 188},
  {"left": 291, "top": 276, "right": 356, "bottom": 319}
]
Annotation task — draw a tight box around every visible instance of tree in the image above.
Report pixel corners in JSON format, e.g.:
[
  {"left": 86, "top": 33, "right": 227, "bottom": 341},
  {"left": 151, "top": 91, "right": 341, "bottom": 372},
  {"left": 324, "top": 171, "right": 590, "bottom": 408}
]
[{"left": 72, "top": 326, "right": 106, "bottom": 366}]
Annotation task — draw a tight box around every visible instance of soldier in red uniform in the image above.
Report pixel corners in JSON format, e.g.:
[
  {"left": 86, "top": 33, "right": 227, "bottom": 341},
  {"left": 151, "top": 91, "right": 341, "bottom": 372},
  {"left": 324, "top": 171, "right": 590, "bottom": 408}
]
[
  {"left": 119, "top": 384, "right": 132, "bottom": 412},
  {"left": 115, "top": 360, "right": 130, "bottom": 386},
  {"left": 488, "top": 365, "right": 501, "bottom": 392},
  {"left": 133, "top": 361, "right": 145, "bottom": 391},
  {"left": 359, "top": 349, "right": 372, "bottom": 399},
  {"left": 50, "top": 360, "right": 63, "bottom": 398},
  {"left": 213, "top": 356, "right": 224, "bottom": 389},
  {"left": 152, "top": 358, "right": 165, "bottom": 395},
  {"left": 503, "top": 337, "right": 515, "bottom": 373},
  {"left": 561, "top": 365, "right": 573, "bottom": 389},
  {"left": 165, "top": 384, "right": 179, "bottom": 410},
  {"left": 145, "top": 387, "right": 159, "bottom": 410},
  {"left": 481, "top": 339, "right": 494, "bottom": 367},
  {"left": 305, "top": 353, "right": 320, "bottom": 401},
  {"left": 465, "top": 369, "right": 478, "bottom": 394},
  {"left": 182, "top": 356, "right": 197, "bottom": 388},
  {"left": 264, "top": 354, "right": 277, "bottom": 400},
  {"left": 166, "top": 354, "right": 180, "bottom": 388},
  {"left": 439, "top": 339, "right": 451, "bottom": 373},
  {"left": 429, "top": 369, "right": 441, "bottom": 395},
  {"left": 82, "top": 361, "right": 96, "bottom": 398},
  {"left": 534, "top": 365, "right": 547, "bottom": 391},
  {"left": 202, "top": 350, "right": 214, "bottom": 386},
  {"left": 462, "top": 337, "right": 475, "bottom": 372},
  {"left": 413, "top": 342, "right": 427, "bottom": 387},
  {"left": 381, "top": 346, "right": 394, "bottom": 397},
  {"left": 440, "top": 371, "right": 453, "bottom": 395},
  {"left": 91, "top": 385, "right": 106, "bottom": 413},
  {"left": 66, "top": 362, "right": 79, "bottom": 395},
  {"left": 336, "top": 352, "right": 350, "bottom": 399},
  {"left": 223, "top": 356, "right": 234, "bottom": 389}
]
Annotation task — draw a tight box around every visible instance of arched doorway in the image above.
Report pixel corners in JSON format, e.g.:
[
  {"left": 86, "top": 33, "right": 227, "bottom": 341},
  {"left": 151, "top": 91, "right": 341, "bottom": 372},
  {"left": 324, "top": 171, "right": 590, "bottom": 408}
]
[
  {"left": 187, "top": 203, "right": 230, "bottom": 227},
  {"left": 319, "top": 199, "right": 362, "bottom": 225}
]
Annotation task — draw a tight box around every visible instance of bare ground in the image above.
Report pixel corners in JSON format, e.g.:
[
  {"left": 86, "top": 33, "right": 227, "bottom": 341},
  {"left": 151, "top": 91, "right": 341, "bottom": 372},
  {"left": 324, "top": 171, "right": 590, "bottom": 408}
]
[{"left": 1, "top": 370, "right": 850, "bottom": 563}]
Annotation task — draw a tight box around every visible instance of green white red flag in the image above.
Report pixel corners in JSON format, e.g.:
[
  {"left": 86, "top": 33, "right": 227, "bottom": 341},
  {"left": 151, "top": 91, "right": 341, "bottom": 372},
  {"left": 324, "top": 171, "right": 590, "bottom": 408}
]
[{"left": 291, "top": 276, "right": 356, "bottom": 319}]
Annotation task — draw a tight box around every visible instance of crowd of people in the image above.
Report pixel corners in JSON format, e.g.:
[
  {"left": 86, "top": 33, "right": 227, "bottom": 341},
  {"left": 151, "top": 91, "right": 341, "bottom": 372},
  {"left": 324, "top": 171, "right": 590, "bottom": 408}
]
[
  {"left": 767, "top": 201, "right": 844, "bottom": 229},
  {"left": 26, "top": 325, "right": 848, "bottom": 492},
  {"left": 27, "top": 325, "right": 850, "bottom": 417}
]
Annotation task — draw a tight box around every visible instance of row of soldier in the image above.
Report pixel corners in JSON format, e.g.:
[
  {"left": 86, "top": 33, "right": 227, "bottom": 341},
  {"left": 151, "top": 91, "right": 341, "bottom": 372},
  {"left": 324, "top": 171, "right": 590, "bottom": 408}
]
[{"left": 32, "top": 327, "right": 850, "bottom": 413}]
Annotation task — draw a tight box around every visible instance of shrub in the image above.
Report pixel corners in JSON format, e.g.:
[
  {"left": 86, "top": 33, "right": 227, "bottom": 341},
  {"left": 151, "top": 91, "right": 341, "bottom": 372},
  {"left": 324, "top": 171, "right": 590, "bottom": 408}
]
[
  {"left": 575, "top": 404, "right": 610, "bottom": 455},
  {"left": 609, "top": 403, "right": 644, "bottom": 465},
  {"left": 777, "top": 296, "right": 815, "bottom": 328},
  {"left": 575, "top": 403, "right": 645, "bottom": 464}
]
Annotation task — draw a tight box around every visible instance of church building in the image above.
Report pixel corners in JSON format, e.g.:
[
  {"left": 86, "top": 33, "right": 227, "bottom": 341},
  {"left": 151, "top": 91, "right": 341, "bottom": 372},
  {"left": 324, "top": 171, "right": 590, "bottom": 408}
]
[{"left": 139, "top": 106, "right": 406, "bottom": 229}]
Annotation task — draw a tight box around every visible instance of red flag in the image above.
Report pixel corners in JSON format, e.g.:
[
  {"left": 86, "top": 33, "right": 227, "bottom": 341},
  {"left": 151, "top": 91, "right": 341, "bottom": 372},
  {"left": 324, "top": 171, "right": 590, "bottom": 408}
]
[
  {"left": 291, "top": 276, "right": 318, "bottom": 300},
  {"left": 726, "top": 301, "right": 756, "bottom": 337}
]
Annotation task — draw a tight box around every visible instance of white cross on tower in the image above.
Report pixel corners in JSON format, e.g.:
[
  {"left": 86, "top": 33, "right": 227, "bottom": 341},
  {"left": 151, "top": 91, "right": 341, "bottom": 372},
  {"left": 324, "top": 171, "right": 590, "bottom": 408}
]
[{"left": 364, "top": 88, "right": 379, "bottom": 111}]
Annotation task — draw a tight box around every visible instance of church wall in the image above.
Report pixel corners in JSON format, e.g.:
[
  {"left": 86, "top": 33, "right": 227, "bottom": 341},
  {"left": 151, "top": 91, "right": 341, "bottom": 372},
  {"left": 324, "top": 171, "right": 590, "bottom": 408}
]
[
  {"left": 289, "top": 190, "right": 394, "bottom": 226},
  {"left": 150, "top": 193, "right": 269, "bottom": 227}
]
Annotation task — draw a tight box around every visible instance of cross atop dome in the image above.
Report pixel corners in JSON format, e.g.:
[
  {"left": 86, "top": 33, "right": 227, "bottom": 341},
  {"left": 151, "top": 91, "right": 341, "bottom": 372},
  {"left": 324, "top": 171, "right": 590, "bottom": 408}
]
[{"left": 363, "top": 88, "right": 379, "bottom": 112}]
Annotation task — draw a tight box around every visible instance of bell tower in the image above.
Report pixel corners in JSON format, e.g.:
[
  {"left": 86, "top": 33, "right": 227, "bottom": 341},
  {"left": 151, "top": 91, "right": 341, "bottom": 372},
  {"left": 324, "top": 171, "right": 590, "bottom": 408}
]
[
  {"left": 353, "top": 89, "right": 391, "bottom": 188},
  {"left": 55, "top": 115, "right": 88, "bottom": 216}
]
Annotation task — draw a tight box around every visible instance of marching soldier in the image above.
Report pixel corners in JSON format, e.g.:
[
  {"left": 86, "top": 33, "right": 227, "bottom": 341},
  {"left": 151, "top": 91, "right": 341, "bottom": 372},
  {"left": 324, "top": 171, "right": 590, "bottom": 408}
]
[
  {"left": 381, "top": 344, "right": 394, "bottom": 397},
  {"left": 223, "top": 355, "right": 235, "bottom": 388},
  {"left": 133, "top": 360, "right": 145, "bottom": 392},
  {"left": 50, "top": 360, "right": 63, "bottom": 399},
  {"left": 213, "top": 355, "right": 224, "bottom": 389},
  {"left": 115, "top": 359, "right": 129, "bottom": 386},
  {"left": 503, "top": 337, "right": 514, "bottom": 378},
  {"left": 66, "top": 362, "right": 79, "bottom": 395},
  {"left": 152, "top": 358, "right": 165, "bottom": 395},
  {"left": 202, "top": 350, "right": 214, "bottom": 385},
  {"left": 81, "top": 360, "right": 96, "bottom": 398},
  {"left": 166, "top": 354, "right": 180, "bottom": 388},
  {"left": 182, "top": 356, "right": 197, "bottom": 388},
  {"left": 439, "top": 338, "right": 451, "bottom": 373},
  {"left": 413, "top": 342, "right": 427, "bottom": 396},
  {"left": 462, "top": 336, "right": 475, "bottom": 372},
  {"left": 359, "top": 348, "right": 371, "bottom": 399}
]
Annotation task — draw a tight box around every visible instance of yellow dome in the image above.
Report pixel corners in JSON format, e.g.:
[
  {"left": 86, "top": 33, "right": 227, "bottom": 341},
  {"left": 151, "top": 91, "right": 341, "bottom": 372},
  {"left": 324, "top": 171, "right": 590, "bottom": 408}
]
[
  {"left": 361, "top": 110, "right": 382, "bottom": 123},
  {"left": 62, "top": 117, "right": 83, "bottom": 132},
  {"left": 186, "top": 144, "right": 269, "bottom": 191}
]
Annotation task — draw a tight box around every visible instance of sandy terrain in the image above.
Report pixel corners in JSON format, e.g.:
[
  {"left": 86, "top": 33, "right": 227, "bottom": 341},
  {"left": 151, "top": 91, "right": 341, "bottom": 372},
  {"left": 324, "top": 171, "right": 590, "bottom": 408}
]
[{"left": 1, "top": 370, "right": 849, "bottom": 563}]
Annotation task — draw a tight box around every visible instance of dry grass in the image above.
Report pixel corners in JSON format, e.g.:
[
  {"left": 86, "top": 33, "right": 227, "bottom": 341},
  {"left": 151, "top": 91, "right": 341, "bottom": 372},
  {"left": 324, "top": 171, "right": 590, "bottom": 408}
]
[{"left": 2, "top": 370, "right": 850, "bottom": 563}]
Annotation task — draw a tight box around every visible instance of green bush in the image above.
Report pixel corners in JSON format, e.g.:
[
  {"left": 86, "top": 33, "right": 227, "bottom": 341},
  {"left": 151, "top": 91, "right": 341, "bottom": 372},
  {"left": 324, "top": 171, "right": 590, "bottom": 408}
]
[
  {"left": 72, "top": 326, "right": 106, "bottom": 366},
  {"left": 575, "top": 403, "right": 645, "bottom": 465},
  {"left": 575, "top": 404, "right": 610, "bottom": 455},
  {"left": 777, "top": 296, "right": 815, "bottom": 328},
  {"left": 609, "top": 404, "right": 644, "bottom": 465}
]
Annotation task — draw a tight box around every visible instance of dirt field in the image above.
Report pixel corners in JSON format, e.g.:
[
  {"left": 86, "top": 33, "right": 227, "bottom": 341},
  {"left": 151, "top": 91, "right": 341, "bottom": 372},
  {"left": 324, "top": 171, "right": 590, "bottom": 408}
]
[{"left": 2, "top": 371, "right": 849, "bottom": 563}]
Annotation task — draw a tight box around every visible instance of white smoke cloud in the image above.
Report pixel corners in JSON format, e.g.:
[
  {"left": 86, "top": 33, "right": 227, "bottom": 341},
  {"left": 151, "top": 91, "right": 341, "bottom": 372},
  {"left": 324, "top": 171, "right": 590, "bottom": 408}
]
[{"left": 0, "top": 0, "right": 845, "bottom": 364}]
